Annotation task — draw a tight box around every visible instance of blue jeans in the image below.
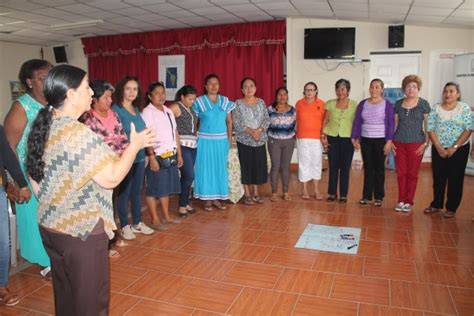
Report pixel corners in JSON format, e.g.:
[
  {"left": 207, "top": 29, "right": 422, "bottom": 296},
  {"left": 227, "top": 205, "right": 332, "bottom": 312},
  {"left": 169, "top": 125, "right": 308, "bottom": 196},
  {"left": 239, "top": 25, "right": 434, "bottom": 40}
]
[
  {"left": 117, "top": 161, "right": 145, "bottom": 228},
  {"left": 0, "top": 187, "right": 10, "bottom": 286},
  {"left": 179, "top": 147, "right": 196, "bottom": 207}
]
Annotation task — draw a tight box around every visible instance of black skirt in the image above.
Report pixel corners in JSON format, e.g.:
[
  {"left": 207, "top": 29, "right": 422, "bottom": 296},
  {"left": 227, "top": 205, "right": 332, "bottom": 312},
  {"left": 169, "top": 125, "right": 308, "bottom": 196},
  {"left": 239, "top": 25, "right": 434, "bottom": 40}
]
[{"left": 236, "top": 142, "right": 268, "bottom": 185}]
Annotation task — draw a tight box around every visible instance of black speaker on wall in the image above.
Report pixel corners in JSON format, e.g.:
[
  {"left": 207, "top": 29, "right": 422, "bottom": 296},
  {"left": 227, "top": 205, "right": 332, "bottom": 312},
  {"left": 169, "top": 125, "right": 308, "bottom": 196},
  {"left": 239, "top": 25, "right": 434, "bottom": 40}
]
[
  {"left": 388, "top": 25, "right": 404, "bottom": 48},
  {"left": 53, "top": 46, "right": 68, "bottom": 63}
]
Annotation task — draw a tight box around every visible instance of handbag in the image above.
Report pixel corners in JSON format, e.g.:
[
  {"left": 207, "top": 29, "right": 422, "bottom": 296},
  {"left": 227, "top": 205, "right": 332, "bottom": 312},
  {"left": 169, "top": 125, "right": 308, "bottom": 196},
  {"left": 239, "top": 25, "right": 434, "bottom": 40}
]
[{"left": 157, "top": 112, "right": 178, "bottom": 169}]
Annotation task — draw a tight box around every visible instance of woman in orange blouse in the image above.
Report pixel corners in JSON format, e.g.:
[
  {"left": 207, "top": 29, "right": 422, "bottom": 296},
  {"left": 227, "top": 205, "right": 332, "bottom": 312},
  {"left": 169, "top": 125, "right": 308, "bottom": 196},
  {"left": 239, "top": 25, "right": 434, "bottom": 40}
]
[{"left": 295, "top": 82, "right": 325, "bottom": 200}]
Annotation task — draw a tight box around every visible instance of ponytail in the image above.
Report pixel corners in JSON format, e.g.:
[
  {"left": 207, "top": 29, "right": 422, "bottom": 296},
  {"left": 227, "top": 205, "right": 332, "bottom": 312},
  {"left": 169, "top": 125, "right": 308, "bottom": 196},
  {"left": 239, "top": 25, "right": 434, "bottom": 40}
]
[{"left": 27, "top": 106, "right": 53, "bottom": 182}]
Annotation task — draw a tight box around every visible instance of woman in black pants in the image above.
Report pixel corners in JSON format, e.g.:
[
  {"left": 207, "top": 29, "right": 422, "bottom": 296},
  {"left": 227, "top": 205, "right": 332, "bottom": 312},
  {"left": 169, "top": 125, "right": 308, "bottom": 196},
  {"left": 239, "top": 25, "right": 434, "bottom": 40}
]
[
  {"left": 424, "top": 82, "right": 472, "bottom": 218},
  {"left": 351, "top": 79, "right": 395, "bottom": 207}
]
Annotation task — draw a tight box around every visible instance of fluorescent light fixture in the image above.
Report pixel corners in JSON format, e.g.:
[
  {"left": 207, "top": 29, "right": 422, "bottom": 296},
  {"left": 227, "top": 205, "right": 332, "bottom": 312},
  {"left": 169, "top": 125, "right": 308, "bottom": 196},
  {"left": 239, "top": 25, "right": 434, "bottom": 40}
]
[{"left": 51, "top": 19, "right": 103, "bottom": 30}]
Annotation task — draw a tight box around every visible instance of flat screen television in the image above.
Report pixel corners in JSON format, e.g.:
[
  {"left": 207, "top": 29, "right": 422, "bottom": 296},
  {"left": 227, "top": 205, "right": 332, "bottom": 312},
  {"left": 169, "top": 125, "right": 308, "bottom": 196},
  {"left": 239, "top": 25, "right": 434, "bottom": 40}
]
[{"left": 304, "top": 27, "right": 356, "bottom": 59}]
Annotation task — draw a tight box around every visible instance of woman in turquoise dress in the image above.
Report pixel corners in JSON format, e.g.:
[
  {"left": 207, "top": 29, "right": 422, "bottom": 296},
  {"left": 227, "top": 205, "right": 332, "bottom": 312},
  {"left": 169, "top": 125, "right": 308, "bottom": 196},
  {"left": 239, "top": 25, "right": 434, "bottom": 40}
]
[
  {"left": 3, "top": 59, "right": 52, "bottom": 273},
  {"left": 193, "top": 74, "right": 235, "bottom": 211}
]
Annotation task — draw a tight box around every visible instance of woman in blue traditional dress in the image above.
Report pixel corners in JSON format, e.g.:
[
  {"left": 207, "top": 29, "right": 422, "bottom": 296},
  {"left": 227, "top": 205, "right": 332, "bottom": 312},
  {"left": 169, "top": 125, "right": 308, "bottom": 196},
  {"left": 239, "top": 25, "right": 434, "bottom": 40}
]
[
  {"left": 3, "top": 59, "right": 52, "bottom": 276},
  {"left": 193, "top": 74, "right": 235, "bottom": 211}
]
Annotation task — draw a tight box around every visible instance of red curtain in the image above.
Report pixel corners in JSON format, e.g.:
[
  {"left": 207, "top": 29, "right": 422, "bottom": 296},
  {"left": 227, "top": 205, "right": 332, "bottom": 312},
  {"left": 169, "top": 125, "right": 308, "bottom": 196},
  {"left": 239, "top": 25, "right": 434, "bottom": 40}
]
[{"left": 81, "top": 20, "right": 285, "bottom": 105}]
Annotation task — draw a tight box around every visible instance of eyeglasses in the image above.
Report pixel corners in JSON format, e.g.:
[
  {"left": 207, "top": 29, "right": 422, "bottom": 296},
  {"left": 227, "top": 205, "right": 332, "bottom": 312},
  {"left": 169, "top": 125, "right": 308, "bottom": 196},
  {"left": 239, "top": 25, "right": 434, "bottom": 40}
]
[{"left": 304, "top": 89, "right": 317, "bottom": 92}]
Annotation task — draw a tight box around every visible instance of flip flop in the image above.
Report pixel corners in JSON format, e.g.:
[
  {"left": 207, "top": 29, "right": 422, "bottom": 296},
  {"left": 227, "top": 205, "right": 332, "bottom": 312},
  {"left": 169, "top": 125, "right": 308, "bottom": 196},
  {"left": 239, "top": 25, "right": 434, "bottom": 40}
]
[
  {"left": 212, "top": 201, "right": 227, "bottom": 210},
  {"left": 301, "top": 194, "right": 310, "bottom": 200},
  {"left": 108, "top": 249, "right": 120, "bottom": 258},
  {"left": 252, "top": 196, "right": 264, "bottom": 204},
  {"left": 314, "top": 193, "right": 323, "bottom": 200},
  {"left": 0, "top": 288, "right": 20, "bottom": 307},
  {"left": 270, "top": 195, "right": 278, "bottom": 202},
  {"left": 283, "top": 193, "right": 291, "bottom": 201},
  {"left": 204, "top": 202, "right": 213, "bottom": 211}
]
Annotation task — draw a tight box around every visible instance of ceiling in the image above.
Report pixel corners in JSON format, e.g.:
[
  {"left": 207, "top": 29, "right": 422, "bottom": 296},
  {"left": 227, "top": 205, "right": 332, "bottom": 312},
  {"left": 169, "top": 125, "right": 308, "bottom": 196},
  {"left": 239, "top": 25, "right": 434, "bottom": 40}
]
[{"left": 0, "top": 0, "right": 472, "bottom": 47}]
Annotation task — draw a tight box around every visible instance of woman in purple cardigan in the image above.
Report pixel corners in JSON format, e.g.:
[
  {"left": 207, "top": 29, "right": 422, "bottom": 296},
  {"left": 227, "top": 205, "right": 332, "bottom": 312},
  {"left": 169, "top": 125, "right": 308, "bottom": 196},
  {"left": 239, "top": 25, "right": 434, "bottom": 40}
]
[{"left": 351, "top": 78, "right": 395, "bottom": 207}]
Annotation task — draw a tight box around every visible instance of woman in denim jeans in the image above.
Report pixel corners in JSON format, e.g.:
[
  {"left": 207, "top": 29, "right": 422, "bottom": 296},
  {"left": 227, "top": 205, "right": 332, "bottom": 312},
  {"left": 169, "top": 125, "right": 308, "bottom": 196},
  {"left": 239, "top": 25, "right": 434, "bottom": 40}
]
[
  {"left": 170, "top": 85, "right": 198, "bottom": 217},
  {"left": 0, "top": 124, "right": 31, "bottom": 307}
]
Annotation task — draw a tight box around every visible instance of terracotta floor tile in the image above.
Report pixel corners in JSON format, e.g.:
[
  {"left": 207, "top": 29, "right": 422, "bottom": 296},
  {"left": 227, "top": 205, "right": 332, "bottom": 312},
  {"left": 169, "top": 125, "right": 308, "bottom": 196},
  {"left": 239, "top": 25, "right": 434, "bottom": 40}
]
[
  {"left": 140, "top": 232, "right": 194, "bottom": 251},
  {"left": 213, "top": 228, "right": 263, "bottom": 243},
  {"left": 172, "top": 279, "right": 242, "bottom": 313},
  {"left": 312, "top": 252, "right": 364, "bottom": 275},
  {"left": 227, "top": 287, "right": 298, "bottom": 315},
  {"left": 364, "top": 257, "right": 418, "bottom": 281},
  {"left": 358, "top": 304, "right": 424, "bottom": 316},
  {"left": 7, "top": 274, "right": 48, "bottom": 299},
  {"left": 293, "top": 295, "right": 358, "bottom": 315},
  {"left": 366, "top": 227, "right": 410, "bottom": 243},
  {"left": 177, "top": 238, "right": 230, "bottom": 257},
  {"left": 124, "top": 271, "right": 191, "bottom": 301},
  {"left": 220, "top": 243, "right": 273, "bottom": 263},
  {"left": 434, "top": 247, "right": 474, "bottom": 266},
  {"left": 449, "top": 287, "right": 474, "bottom": 316},
  {"left": 125, "top": 299, "right": 194, "bottom": 315},
  {"left": 171, "top": 223, "right": 225, "bottom": 239},
  {"left": 190, "top": 311, "right": 221, "bottom": 316},
  {"left": 345, "top": 214, "right": 387, "bottom": 228},
  {"left": 388, "top": 243, "right": 438, "bottom": 263},
  {"left": 109, "top": 264, "right": 148, "bottom": 292},
  {"left": 254, "top": 231, "right": 301, "bottom": 248},
  {"left": 247, "top": 218, "right": 289, "bottom": 232},
  {"left": 0, "top": 305, "right": 31, "bottom": 315},
  {"left": 177, "top": 256, "right": 236, "bottom": 281},
  {"left": 222, "top": 262, "right": 283, "bottom": 289},
  {"left": 17, "top": 284, "right": 54, "bottom": 314},
  {"left": 409, "top": 231, "right": 456, "bottom": 247},
  {"left": 390, "top": 280, "right": 456, "bottom": 314},
  {"left": 264, "top": 247, "right": 319, "bottom": 269},
  {"left": 109, "top": 292, "right": 141, "bottom": 316},
  {"left": 133, "top": 249, "right": 192, "bottom": 273},
  {"left": 331, "top": 274, "right": 389, "bottom": 305},
  {"left": 416, "top": 262, "right": 474, "bottom": 287},
  {"left": 110, "top": 246, "right": 153, "bottom": 267},
  {"left": 450, "top": 232, "right": 474, "bottom": 250},
  {"left": 274, "top": 268, "right": 334, "bottom": 297},
  {"left": 358, "top": 240, "right": 389, "bottom": 258}
]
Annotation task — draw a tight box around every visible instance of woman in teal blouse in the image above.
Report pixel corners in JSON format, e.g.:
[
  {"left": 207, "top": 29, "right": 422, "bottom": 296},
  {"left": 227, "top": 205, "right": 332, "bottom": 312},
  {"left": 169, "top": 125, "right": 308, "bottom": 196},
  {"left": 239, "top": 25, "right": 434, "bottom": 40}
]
[
  {"left": 322, "top": 79, "right": 357, "bottom": 203},
  {"left": 424, "top": 82, "right": 472, "bottom": 218}
]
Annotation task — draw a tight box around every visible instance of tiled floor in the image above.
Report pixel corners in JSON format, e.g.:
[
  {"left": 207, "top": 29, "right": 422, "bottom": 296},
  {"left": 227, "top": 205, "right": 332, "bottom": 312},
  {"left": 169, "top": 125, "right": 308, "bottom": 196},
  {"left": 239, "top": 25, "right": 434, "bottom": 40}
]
[{"left": 2, "top": 167, "right": 473, "bottom": 315}]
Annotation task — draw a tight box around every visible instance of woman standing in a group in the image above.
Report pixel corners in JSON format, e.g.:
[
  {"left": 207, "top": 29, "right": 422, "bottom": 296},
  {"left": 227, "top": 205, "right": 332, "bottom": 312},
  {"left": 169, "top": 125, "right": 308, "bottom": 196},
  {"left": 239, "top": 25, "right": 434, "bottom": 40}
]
[
  {"left": 322, "top": 79, "right": 357, "bottom": 203},
  {"left": 26, "top": 65, "right": 155, "bottom": 315},
  {"left": 351, "top": 78, "right": 395, "bottom": 207},
  {"left": 267, "top": 87, "right": 296, "bottom": 201},
  {"left": 170, "top": 85, "right": 198, "bottom": 217},
  {"left": 193, "top": 74, "right": 235, "bottom": 211},
  {"left": 424, "top": 82, "right": 472, "bottom": 218},
  {"left": 392, "top": 75, "right": 430, "bottom": 212},
  {"left": 295, "top": 82, "right": 325, "bottom": 200},
  {"left": 142, "top": 81, "right": 183, "bottom": 226},
  {"left": 3, "top": 59, "right": 51, "bottom": 276},
  {"left": 233, "top": 77, "right": 270, "bottom": 204},
  {"left": 113, "top": 76, "right": 155, "bottom": 238}
]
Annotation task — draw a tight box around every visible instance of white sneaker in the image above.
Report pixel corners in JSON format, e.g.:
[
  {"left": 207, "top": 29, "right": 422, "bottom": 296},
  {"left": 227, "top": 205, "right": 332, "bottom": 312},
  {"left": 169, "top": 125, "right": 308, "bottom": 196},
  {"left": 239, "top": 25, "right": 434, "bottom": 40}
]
[
  {"left": 402, "top": 204, "right": 412, "bottom": 212},
  {"left": 132, "top": 222, "right": 155, "bottom": 235},
  {"left": 395, "top": 202, "right": 405, "bottom": 212},
  {"left": 121, "top": 225, "right": 136, "bottom": 240}
]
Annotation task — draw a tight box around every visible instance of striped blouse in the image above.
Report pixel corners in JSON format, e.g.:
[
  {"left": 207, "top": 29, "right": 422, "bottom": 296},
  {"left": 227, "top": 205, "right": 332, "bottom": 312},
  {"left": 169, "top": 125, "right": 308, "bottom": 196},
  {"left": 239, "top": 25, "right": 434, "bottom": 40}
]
[{"left": 267, "top": 105, "right": 296, "bottom": 139}]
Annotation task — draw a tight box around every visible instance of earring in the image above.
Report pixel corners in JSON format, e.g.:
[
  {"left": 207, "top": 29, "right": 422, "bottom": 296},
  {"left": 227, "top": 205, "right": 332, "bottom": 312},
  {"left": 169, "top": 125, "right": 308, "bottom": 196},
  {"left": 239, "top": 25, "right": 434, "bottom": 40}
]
[{"left": 29, "top": 85, "right": 33, "bottom": 89}]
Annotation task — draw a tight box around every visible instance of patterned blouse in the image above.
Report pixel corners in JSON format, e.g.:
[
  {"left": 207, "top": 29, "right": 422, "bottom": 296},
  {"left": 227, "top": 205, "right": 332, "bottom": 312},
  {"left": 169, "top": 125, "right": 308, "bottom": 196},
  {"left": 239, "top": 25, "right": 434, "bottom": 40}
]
[
  {"left": 267, "top": 105, "right": 296, "bottom": 139},
  {"left": 427, "top": 101, "right": 472, "bottom": 148},
  {"left": 37, "top": 117, "right": 118, "bottom": 241},
  {"left": 232, "top": 98, "right": 270, "bottom": 147},
  {"left": 79, "top": 109, "right": 128, "bottom": 155}
]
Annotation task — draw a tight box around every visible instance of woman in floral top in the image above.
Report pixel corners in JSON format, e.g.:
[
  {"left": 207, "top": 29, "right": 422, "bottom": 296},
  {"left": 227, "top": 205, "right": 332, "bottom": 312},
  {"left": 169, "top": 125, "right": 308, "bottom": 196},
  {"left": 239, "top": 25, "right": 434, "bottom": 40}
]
[{"left": 425, "top": 82, "right": 472, "bottom": 218}]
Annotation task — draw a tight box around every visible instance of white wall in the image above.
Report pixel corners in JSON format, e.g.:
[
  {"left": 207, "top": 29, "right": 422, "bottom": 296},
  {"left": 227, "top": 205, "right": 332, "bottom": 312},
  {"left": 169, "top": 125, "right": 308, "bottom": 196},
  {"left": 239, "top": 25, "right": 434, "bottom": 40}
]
[
  {"left": 286, "top": 17, "right": 474, "bottom": 105},
  {"left": 0, "top": 41, "right": 43, "bottom": 121}
]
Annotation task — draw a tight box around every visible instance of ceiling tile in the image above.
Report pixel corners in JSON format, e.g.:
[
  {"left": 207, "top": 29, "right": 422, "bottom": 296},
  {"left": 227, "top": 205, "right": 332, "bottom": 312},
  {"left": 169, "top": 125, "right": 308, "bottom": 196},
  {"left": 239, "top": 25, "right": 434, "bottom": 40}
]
[
  {"left": 409, "top": 6, "right": 455, "bottom": 16},
  {"left": 87, "top": 0, "right": 132, "bottom": 10},
  {"left": 191, "top": 6, "right": 227, "bottom": 14},
  {"left": 165, "top": 10, "right": 197, "bottom": 18},
  {"left": 331, "top": 3, "right": 368, "bottom": 11},
  {"left": 132, "top": 13, "right": 169, "bottom": 22},
  {"left": 370, "top": 4, "right": 410, "bottom": 14},
  {"left": 82, "top": 11, "right": 121, "bottom": 19},
  {"left": 405, "top": 14, "right": 445, "bottom": 23},
  {"left": 412, "top": 0, "right": 462, "bottom": 8},
  {"left": 1, "top": 1, "right": 46, "bottom": 11},
  {"left": 209, "top": 0, "right": 250, "bottom": 4},
  {"left": 220, "top": 4, "right": 260, "bottom": 12},
  {"left": 34, "top": 8, "right": 72, "bottom": 17},
  {"left": 451, "top": 9, "right": 474, "bottom": 18},
  {"left": 56, "top": 3, "right": 99, "bottom": 14},
  {"left": 31, "top": 0, "right": 76, "bottom": 5},
  {"left": 111, "top": 7, "right": 151, "bottom": 16},
  {"left": 141, "top": 3, "right": 182, "bottom": 13},
  {"left": 123, "top": 0, "right": 167, "bottom": 5},
  {"left": 174, "top": 0, "right": 215, "bottom": 9}
]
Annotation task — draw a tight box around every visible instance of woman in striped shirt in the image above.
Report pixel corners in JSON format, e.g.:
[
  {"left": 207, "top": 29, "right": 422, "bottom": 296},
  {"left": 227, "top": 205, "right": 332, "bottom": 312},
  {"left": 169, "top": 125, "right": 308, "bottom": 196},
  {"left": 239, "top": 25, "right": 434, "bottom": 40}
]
[{"left": 267, "top": 87, "right": 296, "bottom": 201}]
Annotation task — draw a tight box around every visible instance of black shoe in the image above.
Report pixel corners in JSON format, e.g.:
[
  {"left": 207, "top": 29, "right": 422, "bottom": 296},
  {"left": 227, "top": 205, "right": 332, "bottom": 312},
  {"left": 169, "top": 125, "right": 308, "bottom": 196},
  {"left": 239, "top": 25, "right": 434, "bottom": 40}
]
[
  {"left": 178, "top": 211, "right": 188, "bottom": 218},
  {"left": 339, "top": 197, "right": 347, "bottom": 203},
  {"left": 327, "top": 195, "right": 336, "bottom": 202}
]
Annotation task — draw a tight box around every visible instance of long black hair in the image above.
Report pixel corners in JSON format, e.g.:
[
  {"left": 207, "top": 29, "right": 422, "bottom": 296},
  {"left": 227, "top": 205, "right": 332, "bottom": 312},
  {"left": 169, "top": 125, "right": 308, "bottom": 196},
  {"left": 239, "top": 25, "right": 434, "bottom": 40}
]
[
  {"left": 175, "top": 85, "right": 197, "bottom": 101},
  {"left": 146, "top": 81, "right": 165, "bottom": 105},
  {"left": 27, "top": 65, "right": 86, "bottom": 182},
  {"left": 18, "top": 59, "right": 52, "bottom": 92}
]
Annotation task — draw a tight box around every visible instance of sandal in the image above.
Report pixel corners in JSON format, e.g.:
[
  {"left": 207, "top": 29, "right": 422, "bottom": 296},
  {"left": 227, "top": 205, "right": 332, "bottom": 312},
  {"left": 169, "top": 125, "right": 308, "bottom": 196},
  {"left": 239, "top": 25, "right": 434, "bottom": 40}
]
[
  {"left": 283, "top": 193, "right": 291, "bottom": 201},
  {"left": 186, "top": 205, "right": 196, "bottom": 214},
  {"left": 252, "top": 196, "right": 264, "bottom": 204},
  {"left": 243, "top": 196, "right": 255, "bottom": 205},
  {"left": 204, "top": 202, "right": 213, "bottom": 211},
  {"left": 301, "top": 194, "right": 310, "bottom": 200},
  {"left": 108, "top": 249, "right": 120, "bottom": 258},
  {"left": 270, "top": 194, "right": 278, "bottom": 202},
  {"left": 212, "top": 201, "right": 227, "bottom": 210},
  {"left": 0, "top": 287, "right": 20, "bottom": 307},
  {"left": 314, "top": 193, "right": 323, "bottom": 201},
  {"left": 423, "top": 206, "right": 440, "bottom": 214}
]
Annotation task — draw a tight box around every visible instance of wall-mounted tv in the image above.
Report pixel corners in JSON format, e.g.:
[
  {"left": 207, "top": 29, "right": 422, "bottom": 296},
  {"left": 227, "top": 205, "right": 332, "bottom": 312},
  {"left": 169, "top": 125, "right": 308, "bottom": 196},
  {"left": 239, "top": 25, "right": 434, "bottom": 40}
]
[{"left": 304, "top": 27, "right": 356, "bottom": 59}]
